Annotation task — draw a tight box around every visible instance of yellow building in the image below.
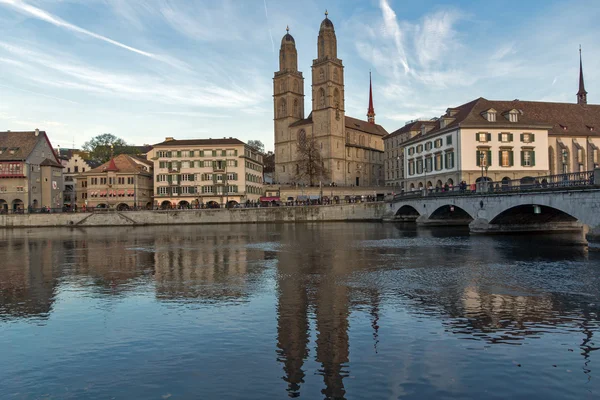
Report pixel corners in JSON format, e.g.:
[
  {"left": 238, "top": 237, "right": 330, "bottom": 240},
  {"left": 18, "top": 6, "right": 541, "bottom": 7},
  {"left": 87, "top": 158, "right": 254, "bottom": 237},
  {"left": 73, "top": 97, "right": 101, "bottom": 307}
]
[
  {"left": 273, "top": 13, "right": 387, "bottom": 186},
  {"left": 76, "top": 154, "right": 153, "bottom": 210},
  {"left": 148, "top": 137, "right": 263, "bottom": 209}
]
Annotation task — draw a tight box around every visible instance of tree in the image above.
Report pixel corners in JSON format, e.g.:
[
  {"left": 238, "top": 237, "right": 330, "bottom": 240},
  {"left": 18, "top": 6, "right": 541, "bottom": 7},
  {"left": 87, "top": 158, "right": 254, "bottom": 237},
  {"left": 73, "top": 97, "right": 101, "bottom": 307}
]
[
  {"left": 263, "top": 151, "right": 275, "bottom": 174},
  {"left": 295, "top": 132, "right": 328, "bottom": 186},
  {"left": 82, "top": 133, "right": 139, "bottom": 163},
  {"left": 247, "top": 140, "right": 265, "bottom": 154}
]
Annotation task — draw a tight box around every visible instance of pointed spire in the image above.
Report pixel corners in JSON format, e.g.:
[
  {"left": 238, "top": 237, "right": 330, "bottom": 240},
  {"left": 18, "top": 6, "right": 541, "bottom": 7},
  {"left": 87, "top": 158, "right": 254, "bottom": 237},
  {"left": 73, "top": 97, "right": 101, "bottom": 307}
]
[
  {"left": 367, "top": 71, "right": 376, "bottom": 124},
  {"left": 578, "top": 45, "right": 588, "bottom": 105}
]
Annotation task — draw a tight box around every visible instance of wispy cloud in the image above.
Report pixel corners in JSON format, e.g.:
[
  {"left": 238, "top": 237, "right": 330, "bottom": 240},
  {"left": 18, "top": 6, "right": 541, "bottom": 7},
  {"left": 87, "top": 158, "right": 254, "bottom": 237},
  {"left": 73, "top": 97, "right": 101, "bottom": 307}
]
[
  {"left": 0, "top": 0, "right": 189, "bottom": 70},
  {"left": 264, "top": 0, "right": 275, "bottom": 53},
  {"left": 0, "top": 41, "right": 267, "bottom": 109}
]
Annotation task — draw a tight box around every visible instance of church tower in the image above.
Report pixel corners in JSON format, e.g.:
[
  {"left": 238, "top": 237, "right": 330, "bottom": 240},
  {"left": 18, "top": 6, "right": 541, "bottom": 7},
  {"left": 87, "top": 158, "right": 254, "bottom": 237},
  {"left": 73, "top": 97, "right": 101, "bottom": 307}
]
[
  {"left": 311, "top": 11, "right": 345, "bottom": 183},
  {"left": 577, "top": 46, "right": 588, "bottom": 106},
  {"left": 274, "top": 27, "right": 305, "bottom": 183},
  {"left": 367, "top": 72, "right": 376, "bottom": 124}
]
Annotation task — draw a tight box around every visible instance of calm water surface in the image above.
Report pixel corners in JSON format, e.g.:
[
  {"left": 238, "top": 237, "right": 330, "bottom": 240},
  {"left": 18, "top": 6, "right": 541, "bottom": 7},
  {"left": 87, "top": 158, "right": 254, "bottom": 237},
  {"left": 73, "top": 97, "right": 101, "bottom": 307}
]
[{"left": 0, "top": 223, "right": 599, "bottom": 399}]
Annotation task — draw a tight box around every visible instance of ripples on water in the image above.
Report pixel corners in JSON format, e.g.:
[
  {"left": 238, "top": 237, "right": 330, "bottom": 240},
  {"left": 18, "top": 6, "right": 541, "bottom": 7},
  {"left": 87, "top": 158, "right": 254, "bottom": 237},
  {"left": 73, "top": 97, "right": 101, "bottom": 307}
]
[{"left": 0, "top": 224, "right": 599, "bottom": 399}]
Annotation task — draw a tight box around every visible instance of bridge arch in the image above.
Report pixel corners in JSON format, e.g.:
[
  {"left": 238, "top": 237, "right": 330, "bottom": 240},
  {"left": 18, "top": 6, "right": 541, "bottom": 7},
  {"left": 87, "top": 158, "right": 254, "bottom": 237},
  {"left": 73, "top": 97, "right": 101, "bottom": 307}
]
[
  {"left": 429, "top": 204, "right": 474, "bottom": 224},
  {"left": 395, "top": 205, "right": 420, "bottom": 218},
  {"left": 489, "top": 204, "right": 578, "bottom": 226}
]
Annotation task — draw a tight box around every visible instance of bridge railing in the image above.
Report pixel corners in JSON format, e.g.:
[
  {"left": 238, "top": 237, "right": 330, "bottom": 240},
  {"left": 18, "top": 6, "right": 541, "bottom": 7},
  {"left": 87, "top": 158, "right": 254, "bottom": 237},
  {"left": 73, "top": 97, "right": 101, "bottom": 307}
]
[{"left": 392, "top": 170, "right": 596, "bottom": 201}]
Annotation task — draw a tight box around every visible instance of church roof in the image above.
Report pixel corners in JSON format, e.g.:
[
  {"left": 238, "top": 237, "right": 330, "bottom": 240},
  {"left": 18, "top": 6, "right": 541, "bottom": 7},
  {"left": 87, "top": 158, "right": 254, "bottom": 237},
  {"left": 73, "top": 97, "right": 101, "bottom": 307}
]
[
  {"left": 289, "top": 112, "right": 313, "bottom": 127},
  {"left": 345, "top": 116, "right": 388, "bottom": 136}
]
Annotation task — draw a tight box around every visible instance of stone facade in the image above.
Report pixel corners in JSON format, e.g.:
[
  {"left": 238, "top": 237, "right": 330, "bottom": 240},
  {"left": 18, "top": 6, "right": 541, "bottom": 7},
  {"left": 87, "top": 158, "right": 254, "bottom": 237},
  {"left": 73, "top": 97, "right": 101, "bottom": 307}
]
[
  {"left": 273, "top": 14, "right": 387, "bottom": 187},
  {"left": 148, "top": 137, "right": 263, "bottom": 208},
  {"left": 76, "top": 154, "right": 153, "bottom": 210},
  {"left": 60, "top": 151, "right": 97, "bottom": 209},
  {"left": 0, "top": 130, "right": 63, "bottom": 212}
]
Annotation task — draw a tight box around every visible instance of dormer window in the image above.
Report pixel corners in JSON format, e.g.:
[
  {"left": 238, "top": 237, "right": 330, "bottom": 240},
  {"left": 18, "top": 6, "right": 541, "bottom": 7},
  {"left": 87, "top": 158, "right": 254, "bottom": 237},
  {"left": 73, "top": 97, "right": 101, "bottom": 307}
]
[
  {"left": 482, "top": 108, "right": 497, "bottom": 122},
  {"left": 505, "top": 109, "right": 519, "bottom": 123}
]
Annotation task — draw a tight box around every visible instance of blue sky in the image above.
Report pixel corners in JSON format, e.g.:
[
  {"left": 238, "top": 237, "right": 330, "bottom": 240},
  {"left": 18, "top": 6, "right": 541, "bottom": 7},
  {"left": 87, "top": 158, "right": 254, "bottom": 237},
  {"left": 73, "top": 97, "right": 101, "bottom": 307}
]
[{"left": 0, "top": 0, "right": 598, "bottom": 151}]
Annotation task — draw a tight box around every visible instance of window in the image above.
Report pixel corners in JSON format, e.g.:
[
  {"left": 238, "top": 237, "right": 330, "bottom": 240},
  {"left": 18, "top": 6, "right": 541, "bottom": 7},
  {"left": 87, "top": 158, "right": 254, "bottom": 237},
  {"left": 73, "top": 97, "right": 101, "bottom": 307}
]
[
  {"left": 499, "top": 133, "right": 513, "bottom": 142},
  {"left": 118, "top": 177, "right": 125, "bottom": 184},
  {"left": 157, "top": 174, "right": 167, "bottom": 182},
  {"left": 128, "top": 177, "right": 134, "bottom": 184},
  {"left": 408, "top": 147, "right": 415, "bottom": 156},
  {"left": 521, "top": 150, "right": 535, "bottom": 167},
  {"left": 16, "top": 186, "right": 24, "bottom": 192},
  {"left": 499, "top": 150, "right": 514, "bottom": 167},
  {"left": 416, "top": 159, "right": 423, "bottom": 174},
  {"left": 181, "top": 151, "right": 190, "bottom": 158},
  {"left": 477, "top": 132, "right": 491, "bottom": 142},
  {"left": 416, "top": 145, "right": 423, "bottom": 153},
  {"left": 100, "top": 178, "right": 107, "bottom": 185},
  {"left": 444, "top": 151, "right": 454, "bottom": 169},
  {"left": 425, "top": 157, "right": 432, "bottom": 172},
  {"left": 508, "top": 111, "right": 518, "bottom": 123},
  {"left": 425, "top": 142, "right": 433, "bottom": 151},
  {"left": 434, "top": 153, "right": 443, "bottom": 171},
  {"left": 476, "top": 150, "right": 492, "bottom": 167},
  {"left": 158, "top": 187, "right": 169, "bottom": 195},
  {"left": 157, "top": 151, "right": 172, "bottom": 158},
  {"left": 521, "top": 133, "right": 535, "bottom": 143},
  {"left": 434, "top": 139, "right": 443, "bottom": 148},
  {"left": 181, "top": 161, "right": 190, "bottom": 169}
]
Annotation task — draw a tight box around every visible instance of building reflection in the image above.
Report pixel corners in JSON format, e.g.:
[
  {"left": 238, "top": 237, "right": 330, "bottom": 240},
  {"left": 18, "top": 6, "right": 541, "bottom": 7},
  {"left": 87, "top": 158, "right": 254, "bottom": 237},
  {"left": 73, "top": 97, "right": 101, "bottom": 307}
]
[
  {"left": 151, "top": 226, "right": 265, "bottom": 303},
  {"left": 0, "top": 231, "right": 61, "bottom": 320}
]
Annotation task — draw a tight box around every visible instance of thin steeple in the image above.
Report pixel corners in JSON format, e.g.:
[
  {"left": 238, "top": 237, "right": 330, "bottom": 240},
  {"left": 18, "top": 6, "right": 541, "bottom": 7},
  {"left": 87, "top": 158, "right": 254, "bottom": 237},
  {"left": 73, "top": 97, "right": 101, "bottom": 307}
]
[
  {"left": 577, "top": 45, "right": 588, "bottom": 105},
  {"left": 367, "top": 71, "right": 376, "bottom": 124}
]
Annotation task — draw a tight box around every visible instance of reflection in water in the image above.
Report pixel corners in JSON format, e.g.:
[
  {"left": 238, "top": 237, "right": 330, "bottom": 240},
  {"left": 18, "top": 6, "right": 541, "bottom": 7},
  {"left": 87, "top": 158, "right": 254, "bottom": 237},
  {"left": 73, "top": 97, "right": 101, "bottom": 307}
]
[{"left": 0, "top": 224, "right": 599, "bottom": 399}]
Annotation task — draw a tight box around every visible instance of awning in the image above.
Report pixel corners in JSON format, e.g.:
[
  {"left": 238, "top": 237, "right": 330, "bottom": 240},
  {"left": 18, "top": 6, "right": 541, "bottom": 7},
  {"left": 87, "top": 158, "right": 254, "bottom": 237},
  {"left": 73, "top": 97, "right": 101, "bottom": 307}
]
[
  {"left": 260, "top": 196, "right": 280, "bottom": 202},
  {"left": 286, "top": 197, "right": 294, "bottom": 201},
  {"left": 128, "top": 190, "right": 134, "bottom": 195},
  {"left": 118, "top": 190, "right": 125, "bottom": 196},
  {"left": 99, "top": 190, "right": 107, "bottom": 196}
]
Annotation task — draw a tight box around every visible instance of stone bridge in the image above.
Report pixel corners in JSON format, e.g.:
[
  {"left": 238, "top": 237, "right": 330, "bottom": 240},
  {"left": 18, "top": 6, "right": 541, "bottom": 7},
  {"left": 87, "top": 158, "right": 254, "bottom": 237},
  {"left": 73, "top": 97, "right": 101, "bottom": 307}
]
[{"left": 386, "top": 188, "right": 600, "bottom": 248}]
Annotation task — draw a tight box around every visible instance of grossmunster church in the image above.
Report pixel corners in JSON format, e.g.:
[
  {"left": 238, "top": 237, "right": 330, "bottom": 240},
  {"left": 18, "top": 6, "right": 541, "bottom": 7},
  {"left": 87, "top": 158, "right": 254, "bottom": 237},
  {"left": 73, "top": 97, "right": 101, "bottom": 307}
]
[{"left": 273, "top": 12, "right": 388, "bottom": 186}]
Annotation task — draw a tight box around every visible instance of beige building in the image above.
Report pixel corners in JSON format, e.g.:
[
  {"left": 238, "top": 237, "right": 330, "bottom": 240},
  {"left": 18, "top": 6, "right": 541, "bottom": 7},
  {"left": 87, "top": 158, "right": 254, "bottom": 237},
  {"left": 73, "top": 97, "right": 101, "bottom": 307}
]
[
  {"left": 148, "top": 137, "right": 263, "bottom": 208},
  {"left": 384, "top": 119, "right": 436, "bottom": 191},
  {"left": 76, "top": 154, "right": 153, "bottom": 210},
  {"left": 274, "top": 14, "right": 387, "bottom": 187},
  {"left": 402, "top": 98, "right": 552, "bottom": 191},
  {"left": 0, "top": 130, "right": 63, "bottom": 212},
  {"left": 59, "top": 150, "right": 99, "bottom": 209}
]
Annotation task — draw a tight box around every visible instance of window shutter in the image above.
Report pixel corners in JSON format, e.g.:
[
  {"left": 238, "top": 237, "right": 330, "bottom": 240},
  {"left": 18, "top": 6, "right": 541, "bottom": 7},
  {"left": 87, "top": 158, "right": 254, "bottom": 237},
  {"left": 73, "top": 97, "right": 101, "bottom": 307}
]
[
  {"left": 487, "top": 150, "right": 492, "bottom": 166},
  {"left": 498, "top": 151, "right": 502, "bottom": 166},
  {"left": 476, "top": 150, "right": 481, "bottom": 166},
  {"left": 531, "top": 151, "right": 536, "bottom": 166},
  {"left": 509, "top": 151, "right": 514, "bottom": 166},
  {"left": 509, "top": 133, "right": 514, "bottom": 141},
  {"left": 476, "top": 132, "right": 480, "bottom": 142},
  {"left": 498, "top": 133, "right": 502, "bottom": 141},
  {"left": 520, "top": 133, "right": 524, "bottom": 142},
  {"left": 531, "top": 134, "right": 535, "bottom": 142},
  {"left": 487, "top": 133, "right": 491, "bottom": 142},
  {"left": 212, "top": 161, "right": 216, "bottom": 168},
  {"left": 520, "top": 151, "right": 524, "bottom": 166}
]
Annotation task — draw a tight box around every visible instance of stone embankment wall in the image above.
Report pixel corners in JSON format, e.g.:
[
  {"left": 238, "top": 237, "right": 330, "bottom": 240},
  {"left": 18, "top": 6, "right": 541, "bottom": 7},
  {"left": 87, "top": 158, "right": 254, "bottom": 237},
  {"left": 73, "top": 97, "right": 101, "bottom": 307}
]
[
  {"left": 0, "top": 203, "right": 388, "bottom": 228},
  {"left": 264, "top": 185, "right": 391, "bottom": 199}
]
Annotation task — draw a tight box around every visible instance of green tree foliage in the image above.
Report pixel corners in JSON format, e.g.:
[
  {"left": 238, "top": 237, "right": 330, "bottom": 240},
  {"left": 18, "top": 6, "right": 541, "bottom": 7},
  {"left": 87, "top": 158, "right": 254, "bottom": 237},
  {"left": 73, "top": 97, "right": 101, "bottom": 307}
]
[
  {"left": 82, "top": 133, "right": 139, "bottom": 163},
  {"left": 247, "top": 140, "right": 265, "bottom": 154}
]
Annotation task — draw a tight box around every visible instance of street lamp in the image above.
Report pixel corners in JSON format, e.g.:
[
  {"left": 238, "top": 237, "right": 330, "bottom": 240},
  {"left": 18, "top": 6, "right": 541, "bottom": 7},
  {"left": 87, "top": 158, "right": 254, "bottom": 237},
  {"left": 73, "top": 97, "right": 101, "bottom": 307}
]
[
  {"left": 423, "top": 158, "right": 429, "bottom": 196},
  {"left": 479, "top": 152, "right": 485, "bottom": 192}
]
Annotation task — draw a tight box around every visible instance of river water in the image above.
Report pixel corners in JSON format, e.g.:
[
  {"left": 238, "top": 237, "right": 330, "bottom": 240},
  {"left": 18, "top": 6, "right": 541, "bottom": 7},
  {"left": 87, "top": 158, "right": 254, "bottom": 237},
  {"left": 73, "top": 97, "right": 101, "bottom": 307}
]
[{"left": 0, "top": 223, "right": 599, "bottom": 399}]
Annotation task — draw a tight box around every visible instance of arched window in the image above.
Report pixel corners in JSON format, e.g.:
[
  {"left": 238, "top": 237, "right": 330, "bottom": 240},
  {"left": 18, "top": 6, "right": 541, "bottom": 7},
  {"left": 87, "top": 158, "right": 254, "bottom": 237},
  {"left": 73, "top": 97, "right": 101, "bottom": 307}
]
[
  {"left": 278, "top": 98, "right": 287, "bottom": 118},
  {"left": 337, "top": 161, "right": 340, "bottom": 170},
  {"left": 333, "top": 68, "right": 338, "bottom": 81},
  {"left": 319, "top": 68, "right": 324, "bottom": 80},
  {"left": 280, "top": 80, "right": 285, "bottom": 93},
  {"left": 318, "top": 88, "right": 326, "bottom": 108},
  {"left": 293, "top": 99, "right": 299, "bottom": 117},
  {"left": 298, "top": 129, "right": 307, "bottom": 143},
  {"left": 333, "top": 88, "right": 340, "bottom": 108}
]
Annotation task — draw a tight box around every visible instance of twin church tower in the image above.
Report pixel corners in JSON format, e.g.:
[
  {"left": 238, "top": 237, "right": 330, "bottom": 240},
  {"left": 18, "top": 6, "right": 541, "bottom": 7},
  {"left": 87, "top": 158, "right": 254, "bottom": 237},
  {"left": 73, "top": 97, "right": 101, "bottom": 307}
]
[{"left": 273, "top": 11, "right": 388, "bottom": 186}]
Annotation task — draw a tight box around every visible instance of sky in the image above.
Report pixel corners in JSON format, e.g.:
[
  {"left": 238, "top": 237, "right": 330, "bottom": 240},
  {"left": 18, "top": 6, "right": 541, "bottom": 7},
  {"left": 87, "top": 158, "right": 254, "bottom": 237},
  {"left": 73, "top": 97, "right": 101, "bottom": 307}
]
[{"left": 0, "top": 0, "right": 598, "bottom": 151}]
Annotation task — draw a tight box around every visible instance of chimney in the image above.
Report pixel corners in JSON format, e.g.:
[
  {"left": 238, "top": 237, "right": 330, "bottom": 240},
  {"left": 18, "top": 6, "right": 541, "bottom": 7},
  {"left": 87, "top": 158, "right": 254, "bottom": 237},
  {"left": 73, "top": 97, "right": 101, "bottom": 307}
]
[
  {"left": 35, "top": 128, "right": 39, "bottom": 136},
  {"left": 165, "top": 137, "right": 174, "bottom": 142}
]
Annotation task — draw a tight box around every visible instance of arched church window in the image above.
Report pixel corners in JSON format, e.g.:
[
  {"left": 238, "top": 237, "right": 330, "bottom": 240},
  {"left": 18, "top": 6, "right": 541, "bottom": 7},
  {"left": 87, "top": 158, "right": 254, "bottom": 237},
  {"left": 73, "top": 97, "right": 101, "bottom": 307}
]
[
  {"left": 318, "top": 88, "right": 325, "bottom": 108},
  {"left": 333, "top": 88, "right": 340, "bottom": 108},
  {"left": 280, "top": 80, "right": 285, "bottom": 93},
  {"left": 333, "top": 68, "right": 338, "bottom": 81},
  {"left": 298, "top": 129, "right": 307, "bottom": 143},
  {"left": 278, "top": 98, "right": 287, "bottom": 118},
  {"left": 319, "top": 68, "right": 324, "bottom": 81},
  {"left": 293, "top": 99, "right": 299, "bottom": 117}
]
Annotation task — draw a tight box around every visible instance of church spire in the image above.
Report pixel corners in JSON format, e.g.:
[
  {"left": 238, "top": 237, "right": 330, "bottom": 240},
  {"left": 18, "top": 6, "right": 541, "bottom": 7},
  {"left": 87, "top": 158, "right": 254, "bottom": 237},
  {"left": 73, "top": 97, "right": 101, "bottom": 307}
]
[
  {"left": 577, "top": 45, "right": 588, "bottom": 105},
  {"left": 367, "top": 71, "right": 376, "bottom": 124}
]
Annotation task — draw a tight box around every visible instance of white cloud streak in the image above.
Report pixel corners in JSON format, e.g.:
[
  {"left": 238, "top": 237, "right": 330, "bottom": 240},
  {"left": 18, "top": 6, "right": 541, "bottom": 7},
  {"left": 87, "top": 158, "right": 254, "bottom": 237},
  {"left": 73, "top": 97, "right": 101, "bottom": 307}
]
[{"left": 0, "top": 0, "right": 189, "bottom": 70}]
